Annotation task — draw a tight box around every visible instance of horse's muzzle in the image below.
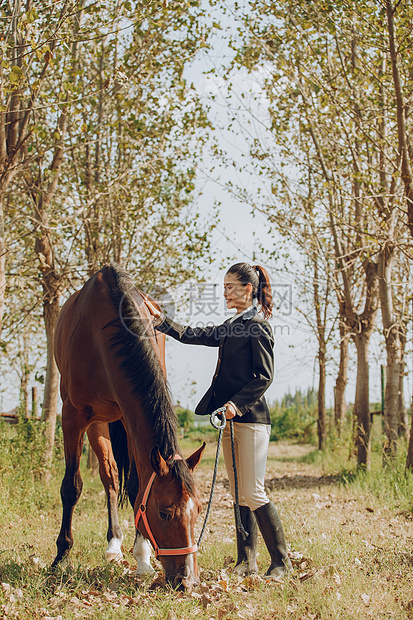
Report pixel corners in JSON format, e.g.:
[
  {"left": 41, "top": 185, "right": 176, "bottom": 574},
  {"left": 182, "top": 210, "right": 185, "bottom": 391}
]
[
  {"left": 171, "top": 572, "right": 199, "bottom": 591},
  {"left": 164, "top": 554, "right": 199, "bottom": 590}
]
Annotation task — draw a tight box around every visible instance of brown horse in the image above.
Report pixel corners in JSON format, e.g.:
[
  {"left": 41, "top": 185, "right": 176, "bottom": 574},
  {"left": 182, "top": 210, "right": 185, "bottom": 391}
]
[{"left": 52, "top": 264, "right": 205, "bottom": 588}]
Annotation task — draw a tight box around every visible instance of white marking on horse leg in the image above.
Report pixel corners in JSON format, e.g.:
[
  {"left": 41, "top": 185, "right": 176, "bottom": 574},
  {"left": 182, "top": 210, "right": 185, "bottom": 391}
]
[
  {"left": 133, "top": 532, "right": 155, "bottom": 575},
  {"left": 106, "top": 536, "right": 123, "bottom": 563},
  {"left": 185, "top": 551, "right": 194, "bottom": 577}
]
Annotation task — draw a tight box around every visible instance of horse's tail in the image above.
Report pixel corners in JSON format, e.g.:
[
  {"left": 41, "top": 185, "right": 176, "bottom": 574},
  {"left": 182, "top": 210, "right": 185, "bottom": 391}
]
[{"left": 109, "top": 420, "right": 130, "bottom": 507}]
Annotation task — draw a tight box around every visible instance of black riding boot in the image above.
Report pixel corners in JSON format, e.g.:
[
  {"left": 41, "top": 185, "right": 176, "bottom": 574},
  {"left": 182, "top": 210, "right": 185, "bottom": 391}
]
[
  {"left": 254, "top": 501, "right": 293, "bottom": 577},
  {"left": 233, "top": 505, "right": 258, "bottom": 576}
]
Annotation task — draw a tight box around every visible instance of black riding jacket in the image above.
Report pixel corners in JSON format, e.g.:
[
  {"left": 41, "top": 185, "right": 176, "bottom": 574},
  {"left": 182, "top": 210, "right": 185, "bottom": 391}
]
[{"left": 155, "top": 307, "right": 274, "bottom": 424}]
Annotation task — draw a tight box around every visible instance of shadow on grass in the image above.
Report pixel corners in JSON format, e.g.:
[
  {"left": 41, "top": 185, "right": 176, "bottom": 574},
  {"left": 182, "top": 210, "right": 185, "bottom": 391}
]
[
  {"left": 265, "top": 473, "right": 341, "bottom": 490},
  {"left": 0, "top": 557, "right": 154, "bottom": 598},
  {"left": 269, "top": 448, "right": 319, "bottom": 464}
]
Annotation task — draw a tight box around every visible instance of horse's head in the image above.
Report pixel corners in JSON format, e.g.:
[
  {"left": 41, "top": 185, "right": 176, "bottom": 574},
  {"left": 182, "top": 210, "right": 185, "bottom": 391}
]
[{"left": 136, "top": 442, "right": 205, "bottom": 590}]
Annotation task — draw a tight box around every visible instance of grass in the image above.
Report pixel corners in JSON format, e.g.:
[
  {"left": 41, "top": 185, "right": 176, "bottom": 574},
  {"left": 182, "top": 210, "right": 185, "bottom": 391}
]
[{"left": 0, "top": 419, "right": 413, "bottom": 619}]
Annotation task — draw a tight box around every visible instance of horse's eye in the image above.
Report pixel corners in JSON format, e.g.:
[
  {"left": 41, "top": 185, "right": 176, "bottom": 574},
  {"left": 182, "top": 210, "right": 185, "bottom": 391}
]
[{"left": 159, "top": 510, "right": 172, "bottom": 522}]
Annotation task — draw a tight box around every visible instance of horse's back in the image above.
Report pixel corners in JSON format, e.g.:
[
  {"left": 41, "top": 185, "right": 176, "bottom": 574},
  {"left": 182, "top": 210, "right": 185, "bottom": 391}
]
[
  {"left": 55, "top": 265, "right": 163, "bottom": 414},
  {"left": 54, "top": 268, "right": 121, "bottom": 411}
]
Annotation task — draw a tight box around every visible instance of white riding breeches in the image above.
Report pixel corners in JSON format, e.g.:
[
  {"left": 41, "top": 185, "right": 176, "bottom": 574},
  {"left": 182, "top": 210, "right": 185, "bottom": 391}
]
[{"left": 222, "top": 421, "right": 271, "bottom": 511}]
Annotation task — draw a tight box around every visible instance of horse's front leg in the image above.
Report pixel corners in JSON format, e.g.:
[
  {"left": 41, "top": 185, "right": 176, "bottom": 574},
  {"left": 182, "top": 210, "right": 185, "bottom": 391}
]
[
  {"left": 133, "top": 530, "right": 155, "bottom": 576},
  {"left": 52, "top": 401, "right": 87, "bottom": 567},
  {"left": 87, "top": 421, "right": 123, "bottom": 562},
  {"left": 126, "top": 460, "right": 155, "bottom": 575}
]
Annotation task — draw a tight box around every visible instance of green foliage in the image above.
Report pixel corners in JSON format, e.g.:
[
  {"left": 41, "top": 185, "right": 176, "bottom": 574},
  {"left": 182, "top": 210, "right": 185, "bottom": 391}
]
[
  {"left": 0, "top": 417, "right": 46, "bottom": 480},
  {"left": 174, "top": 408, "right": 219, "bottom": 445},
  {"left": 175, "top": 406, "right": 193, "bottom": 431},
  {"left": 0, "top": 416, "right": 64, "bottom": 512},
  {"left": 269, "top": 388, "right": 318, "bottom": 443},
  {"left": 0, "top": 0, "right": 215, "bottom": 450}
]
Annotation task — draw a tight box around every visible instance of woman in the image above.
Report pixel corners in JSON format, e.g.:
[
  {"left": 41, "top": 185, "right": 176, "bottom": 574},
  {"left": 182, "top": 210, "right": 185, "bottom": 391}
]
[{"left": 154, "top": 263, "right": 292, "bottom": 578}]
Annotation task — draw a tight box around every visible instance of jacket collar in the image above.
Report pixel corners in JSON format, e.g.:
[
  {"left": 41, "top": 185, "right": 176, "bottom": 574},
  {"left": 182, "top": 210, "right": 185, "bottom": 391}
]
[{"left": 228, "top": 306, "right": 257, "bottom": 324}]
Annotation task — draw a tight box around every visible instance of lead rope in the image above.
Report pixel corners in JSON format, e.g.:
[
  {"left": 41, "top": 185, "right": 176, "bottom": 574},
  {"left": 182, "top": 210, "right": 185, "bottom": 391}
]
[
  {"left": 229, "top": 416, "right": 248, "bottom": 541},
  {"left": 197, "top": 407, "right": 248, "bottom": 549}
]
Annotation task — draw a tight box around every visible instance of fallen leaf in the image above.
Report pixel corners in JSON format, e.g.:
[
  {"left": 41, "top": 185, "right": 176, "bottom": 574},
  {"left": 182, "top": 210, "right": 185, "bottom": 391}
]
[
  {"left": 108, "top": 581, "right": 119, "bottom": 592},
  {"left": 218, "top": 579, "right": 228, "bottom": 592},
  {"left": 200, "top": 593, "right": 212, "bottom": 608},
  {"left": 87, "top": 588, "right": 101, "bottom": 596},
  {"left": 217, "top": 602, "right": 238, "bottom": 618},
  {"left": 241, "top": 575, "right": 261, "bottom": 590}
]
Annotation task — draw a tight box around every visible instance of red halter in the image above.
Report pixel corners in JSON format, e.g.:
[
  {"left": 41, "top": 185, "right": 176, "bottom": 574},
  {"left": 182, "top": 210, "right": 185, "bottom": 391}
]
[{"left": 134, "top": 454, "right": 198, "bottom": 558}]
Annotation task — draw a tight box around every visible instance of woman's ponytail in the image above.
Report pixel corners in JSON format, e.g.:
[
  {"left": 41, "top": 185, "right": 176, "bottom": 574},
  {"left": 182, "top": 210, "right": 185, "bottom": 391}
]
[{"left": 253, "top": 265, "right": 273, "bottom": 319}]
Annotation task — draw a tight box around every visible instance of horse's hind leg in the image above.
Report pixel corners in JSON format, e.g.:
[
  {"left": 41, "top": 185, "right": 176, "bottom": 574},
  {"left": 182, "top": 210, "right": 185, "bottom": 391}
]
[
  {"left": 53, "top": 400, "right": 87, "bottom": 567},
  {"left": 87, "top": 421, "right": 123, "bottom": 562}
]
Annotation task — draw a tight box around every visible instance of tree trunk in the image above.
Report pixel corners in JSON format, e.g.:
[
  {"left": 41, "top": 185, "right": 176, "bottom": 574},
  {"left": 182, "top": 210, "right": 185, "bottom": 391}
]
[
  {"left": 378, "top": 245, "right": 401, "bottom": 459},
  {"left": 383, "top": 356, "right": 400, "bottom": 458},
  {"left": 398, "top": 329, "right": 408, "bottom": 438},
  {"left": 19, "top": 332, "right": 31, "bottom": 417},
  {"left": 312, "top": 255, "right": 328, "bottom": 451},
  {"left": 20, "top": 370, "right": 30, "bottom": 418},
  {"left": 334, "top": 321, "right": 350, "bottom": 435},
  {"left": 29, "top": 111, "right": 67, "bottom": 484},
  {"left": 317, "top": 342, "right": 327, "bottom": 450},
  {"left": 353, "top": 333, "right": 371, "bottom": 468},
  {"left": 386, "top": 0, "right": 413, "bottom": 236},
  {"left": 0, "top": 191, "right": 6, "bottom": 336},
  {"left": 32, "top": 386, "right": 38, "bottom": 418},
  {"left": 41, "top": 296, "right": 60, "bottom": 484},
  {"left": 405, "top": 397, "right": 413, "bottom": 471}
]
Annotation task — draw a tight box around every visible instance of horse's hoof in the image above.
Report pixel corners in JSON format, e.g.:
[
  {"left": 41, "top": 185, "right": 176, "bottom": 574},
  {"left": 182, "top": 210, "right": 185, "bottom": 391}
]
[
  {"left": 51, "top": 555, "right": 69, "bottom": 570},
  {"left": 133, "top": 562, "right": 155, "bottom": 576},
  {"left": 106, "top": 538, "right": 123, "bottom": 563}
]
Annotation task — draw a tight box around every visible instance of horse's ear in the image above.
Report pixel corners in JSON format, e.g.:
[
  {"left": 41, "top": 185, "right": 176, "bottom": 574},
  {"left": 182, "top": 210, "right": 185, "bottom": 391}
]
[
  {"left": 186, "top": 442, "right": 206, "bottom": 472},
  {"left": 150, "top": 446, "right": 170, "bottom": 477}
]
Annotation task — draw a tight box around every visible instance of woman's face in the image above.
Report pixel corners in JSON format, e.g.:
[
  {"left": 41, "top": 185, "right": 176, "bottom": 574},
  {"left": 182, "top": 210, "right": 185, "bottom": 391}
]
[{"left": 223, "top": 273, "right": 253, "bottom": 313}]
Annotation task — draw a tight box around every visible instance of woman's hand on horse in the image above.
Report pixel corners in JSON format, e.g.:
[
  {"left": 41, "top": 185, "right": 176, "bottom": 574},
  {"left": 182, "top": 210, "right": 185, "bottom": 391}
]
[
  {"left": 139, "top": 291, "right": 163, "bottom": 323},
  {"left": 224, "top": 402, "right": 237, "bottom": 419}
]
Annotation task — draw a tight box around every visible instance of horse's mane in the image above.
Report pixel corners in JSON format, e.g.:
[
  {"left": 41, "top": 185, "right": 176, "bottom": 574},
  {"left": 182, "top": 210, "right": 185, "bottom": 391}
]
[{"left": 104, "top": 263, "right": 195, "bottom": 495}]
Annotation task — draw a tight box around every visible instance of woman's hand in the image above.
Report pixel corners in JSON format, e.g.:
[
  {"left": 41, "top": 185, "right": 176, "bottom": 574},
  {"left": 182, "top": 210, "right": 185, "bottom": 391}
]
[
  {"left": 139, "top": 291, "right": 164, "bottom": 323},
  {"left": 224, "top": 402, "right": 237, "bottom": 419}
]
